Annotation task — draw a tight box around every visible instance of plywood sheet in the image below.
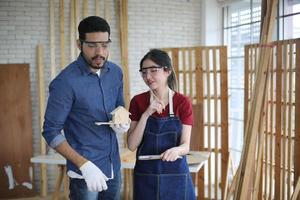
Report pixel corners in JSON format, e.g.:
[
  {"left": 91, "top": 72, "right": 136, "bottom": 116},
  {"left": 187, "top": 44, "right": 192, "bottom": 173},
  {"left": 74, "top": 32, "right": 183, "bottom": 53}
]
[{"left": 0, "top": 64, "right": 35, "bottom": 198}]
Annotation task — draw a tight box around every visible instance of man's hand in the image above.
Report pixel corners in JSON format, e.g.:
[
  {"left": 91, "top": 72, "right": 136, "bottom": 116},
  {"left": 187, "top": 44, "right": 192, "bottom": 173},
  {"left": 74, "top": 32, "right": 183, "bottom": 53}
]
[
  {"left": 79, "top": 161, "right": 108, "bottom": 192},
  {"left": 110, "top": 119, "right": 131, "bottom": 134}
]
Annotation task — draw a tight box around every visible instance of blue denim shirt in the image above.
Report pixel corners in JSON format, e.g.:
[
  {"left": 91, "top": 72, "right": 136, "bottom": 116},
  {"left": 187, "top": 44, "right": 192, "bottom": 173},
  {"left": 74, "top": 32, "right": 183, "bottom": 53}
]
[{"left": 42, "top": 54, "right": 124, "bottom": 177}]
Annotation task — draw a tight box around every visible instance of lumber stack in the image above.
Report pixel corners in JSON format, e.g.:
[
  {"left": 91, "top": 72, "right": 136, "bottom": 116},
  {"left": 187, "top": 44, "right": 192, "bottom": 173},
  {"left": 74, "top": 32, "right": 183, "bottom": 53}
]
[{"left": 232, "top": 0, "right": 278, "bottom": 199}]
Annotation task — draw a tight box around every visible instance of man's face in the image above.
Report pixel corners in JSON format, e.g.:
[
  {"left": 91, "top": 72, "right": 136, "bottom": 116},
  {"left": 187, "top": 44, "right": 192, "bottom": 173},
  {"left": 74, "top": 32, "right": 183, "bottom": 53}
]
[{"left": 78, "top": 32, "right": 110, "bottom": 72}]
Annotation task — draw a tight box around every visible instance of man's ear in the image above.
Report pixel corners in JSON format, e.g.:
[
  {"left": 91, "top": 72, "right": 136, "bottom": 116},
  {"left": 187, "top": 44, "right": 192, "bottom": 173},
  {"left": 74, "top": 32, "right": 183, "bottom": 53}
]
[{"left": 76, "top": 39, "right": 81, "bottom": 50}]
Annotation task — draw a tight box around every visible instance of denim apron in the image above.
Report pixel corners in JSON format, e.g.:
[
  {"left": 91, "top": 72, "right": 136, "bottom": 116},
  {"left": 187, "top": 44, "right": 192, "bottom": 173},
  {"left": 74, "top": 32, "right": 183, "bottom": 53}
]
[{"left": 134, "top": 89, "right": 196, "bottom": 200}]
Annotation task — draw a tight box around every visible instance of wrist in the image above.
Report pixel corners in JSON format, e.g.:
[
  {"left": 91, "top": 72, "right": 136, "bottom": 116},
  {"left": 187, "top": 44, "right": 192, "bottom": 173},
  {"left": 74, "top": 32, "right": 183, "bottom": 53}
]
[
  {"left": 77, "top": 157, "right": 88, "bottom": 168},
  {"left": 142, "top": 111, "right": 151, "bottom": 118}
]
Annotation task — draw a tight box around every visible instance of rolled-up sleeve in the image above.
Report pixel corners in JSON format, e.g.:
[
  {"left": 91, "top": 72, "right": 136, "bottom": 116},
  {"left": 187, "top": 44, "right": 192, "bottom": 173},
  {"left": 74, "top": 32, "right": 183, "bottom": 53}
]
[{"left": 42, "top": 76, "right": 73, "bottom": 148}]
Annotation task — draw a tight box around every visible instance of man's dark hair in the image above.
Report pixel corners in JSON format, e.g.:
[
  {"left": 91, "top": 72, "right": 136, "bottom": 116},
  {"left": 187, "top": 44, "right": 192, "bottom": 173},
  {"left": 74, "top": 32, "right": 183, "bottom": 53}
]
[{"left": 78, "top": 16, "right": 110, "bottom": 40}]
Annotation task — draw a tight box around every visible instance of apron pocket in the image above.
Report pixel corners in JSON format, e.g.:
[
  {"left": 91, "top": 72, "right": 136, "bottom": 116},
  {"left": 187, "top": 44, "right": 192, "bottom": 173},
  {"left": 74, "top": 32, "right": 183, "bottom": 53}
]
[
  {"left": 134, "top": 173, "right": 159, "bottom": 200},
  {"left": 159, "top": 173, "right": 188, "bottom": 200}
]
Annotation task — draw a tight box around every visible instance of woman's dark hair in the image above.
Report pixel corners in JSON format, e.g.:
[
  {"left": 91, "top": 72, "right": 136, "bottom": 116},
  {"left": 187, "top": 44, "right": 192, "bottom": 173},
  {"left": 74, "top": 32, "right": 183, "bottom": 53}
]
[
  {"left": 78, "top": 16, "right": 110, "bottom": 41},
  {"left": 140, "top": 49, "right": 178, "bottom": 91}
]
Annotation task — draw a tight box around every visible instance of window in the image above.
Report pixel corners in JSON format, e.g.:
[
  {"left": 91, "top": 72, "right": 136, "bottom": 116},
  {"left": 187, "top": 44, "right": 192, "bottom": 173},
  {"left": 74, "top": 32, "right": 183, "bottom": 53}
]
[{"left": 223, "top": 1, "right": 262, "bottom": 167}]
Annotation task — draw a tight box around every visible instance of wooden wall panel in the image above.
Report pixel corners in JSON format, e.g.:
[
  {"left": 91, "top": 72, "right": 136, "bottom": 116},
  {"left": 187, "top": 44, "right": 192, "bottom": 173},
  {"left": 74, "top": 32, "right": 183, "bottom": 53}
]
[
  {"left": 295, "top": 39, "right": 300, "bottom": 200},
  {"left": 0, "top": 64, "right": 35, "bottom": 198}
]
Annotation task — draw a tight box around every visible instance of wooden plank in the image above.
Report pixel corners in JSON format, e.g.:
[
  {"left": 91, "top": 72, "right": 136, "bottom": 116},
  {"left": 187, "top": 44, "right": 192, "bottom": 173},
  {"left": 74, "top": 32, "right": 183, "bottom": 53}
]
[
  {"left": 172, "top": 49, "right": 179, "bottom": 91},
  {"left": 258, "top": 154, "right": 263, "bottom": 200},
  {"left": 116, "top": 1, "right": 131, "bottom": 198},
  {"left": 263, "top": 48, "right": 271, "bottom": 199},
  {"left": 70, "top": 0, "right": 75, "bottom": 61},
  {"left": 234, "top": 0, "right": 278, "bottom": 199},
  {"left": 195, "top": 47, "right": 203, "bottom": 111},
  {"left": 222, "top": 152, "right": 230, "bottom": 200},
  {"left": 220, "top": 46, "right": 229, "bottom": 200},
  {"left": 205, "top": 48, "right": 212, "bottom": 199},
  {"left": 114, "top": 0, "right": 120, "bottom": 38},
  {"left": 49, "top": 0, "right": 56, "bottom": 79},
  {"left": 252, "top": 129, "right": 265, "bottom": 200},
  {"left": 118, "top": 0, "right": 130, "bottom": 107},
  {"left": 282, "top": 42, "right": 288, "bottom": 200},
  {"left": 83, "top": 0, "right": 88, "bottom": 18},
  {"left": 212, "top": 48, "right": 218, "bottom": 199},
  {"left": 294, "top": 39, "right": 300, "bottom": 200},
  {"left": 291, "top": 177, "right": 300, "bottom": 200},
  {"left": 244, "top": 46, "right": 250, "bottom": 130},
  {"left": 37, "top": 45, "right": 47, "bottom": 197},
  {"left": 191, "top": 105, "right": 204, "bottom": 199},
  {"left": 63, "top": 168, "right": 68, "bottom": 199},
  {"left": 74, "top": 0, "right": 80, "bottom": 57},
  {"left": 253, "top": 75, "right": 269, "bottom": 200},
  {"left": 227, "top": 166, "right": 240, "bottom": 199},
  {"left": 269, "top": 46, "right": 275, "bottom": 200},
  {"left": 60, "top": 0, "right": 66, "bottom": 68},
  {"left": 104, "top": 0, "right": 110, "bottom": 23},
  {"left": 267, "top": 48, "right": 270, "bottom": 200},
  {"left": 275, "top": 40, "right": 283, "bottom": 200},
  {"left": 262, "top": 47, "right": 269, "bottom": 200},
  {"left": 195, "top": 47, "right": 205, "bottom": 199},
  {"left": 287, "top": 41, "right": 293, "bottom": 198},
  {"left": 53, "top": 166, "right": 65, "bottom": 200},
  {"left": 189, "top": 49, "right": 193, "bottom": 100},
  {"left": 95, "top": 0, "right": 100, "bottom": 16},
  {"left": 183, "top": 49, "right": 187, "bottom": 95}
]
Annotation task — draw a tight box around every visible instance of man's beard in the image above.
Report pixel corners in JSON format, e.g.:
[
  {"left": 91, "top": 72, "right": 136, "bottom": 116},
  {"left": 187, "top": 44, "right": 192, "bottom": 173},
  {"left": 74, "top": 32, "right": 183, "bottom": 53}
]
[
  {"left": 81, "top": 52, "right": 107, "bottom": 70},
  {"left": 90, "top": 55, "right": 107, "bottom": 69}
]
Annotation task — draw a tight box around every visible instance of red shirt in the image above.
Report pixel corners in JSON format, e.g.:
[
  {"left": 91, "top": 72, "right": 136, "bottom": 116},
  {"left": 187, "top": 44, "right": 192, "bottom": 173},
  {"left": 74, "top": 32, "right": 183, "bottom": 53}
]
[{"left": 129, "top": 91, "right": 193, "bottom": 125}]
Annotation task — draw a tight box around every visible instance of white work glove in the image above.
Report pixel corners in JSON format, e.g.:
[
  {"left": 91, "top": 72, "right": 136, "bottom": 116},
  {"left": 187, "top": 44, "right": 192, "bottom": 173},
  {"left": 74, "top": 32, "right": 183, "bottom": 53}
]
[
  {"left": 110, "top": 119, "right": 131, "bottom": 134},
  {"left": 79, "top": 161, "right": 108, "bottom": 192}
]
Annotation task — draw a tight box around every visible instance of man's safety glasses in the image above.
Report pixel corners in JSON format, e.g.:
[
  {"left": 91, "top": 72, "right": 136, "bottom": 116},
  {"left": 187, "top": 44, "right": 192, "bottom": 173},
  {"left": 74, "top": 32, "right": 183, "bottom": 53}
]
[{"left": 80, "top": 39, "right": 111, "bottom": 50}]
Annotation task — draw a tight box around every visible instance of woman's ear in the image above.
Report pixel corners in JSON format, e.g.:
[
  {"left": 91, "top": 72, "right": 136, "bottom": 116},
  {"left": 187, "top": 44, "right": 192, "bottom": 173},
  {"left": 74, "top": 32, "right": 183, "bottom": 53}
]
[{"left": 164, "top": 67, "right": 171, "bottom": 75}]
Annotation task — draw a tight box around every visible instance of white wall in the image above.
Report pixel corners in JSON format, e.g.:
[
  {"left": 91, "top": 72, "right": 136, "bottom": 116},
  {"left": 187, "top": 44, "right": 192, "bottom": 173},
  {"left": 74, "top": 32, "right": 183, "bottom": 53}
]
[
  {"left": 0, "top": 0, "right": 203, "bottom": 193},
  {"left": 128, "top": 0, "right": 202, "bottom": 96},
  {"left": 201, "top": 0, "right": 223, "bottom": 45}
]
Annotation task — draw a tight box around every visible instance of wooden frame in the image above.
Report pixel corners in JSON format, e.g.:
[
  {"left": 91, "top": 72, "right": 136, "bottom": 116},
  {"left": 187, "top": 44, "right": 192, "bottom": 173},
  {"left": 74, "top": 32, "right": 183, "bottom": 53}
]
[
  {"left": 36, "top": 44, "right": 47, "bottom": 197},
  {"left": 244, "top": 39, "right": 300, "bottom": 199},
  {"left": 162, "top": 46, "right": 228, "bottom": 200}
]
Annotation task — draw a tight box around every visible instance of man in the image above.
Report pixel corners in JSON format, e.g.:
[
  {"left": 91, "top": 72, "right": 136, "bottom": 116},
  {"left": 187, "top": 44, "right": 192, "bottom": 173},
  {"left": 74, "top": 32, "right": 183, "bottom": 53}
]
[{"left": 43, "top": 16, "right": 129, "bottom": 200}]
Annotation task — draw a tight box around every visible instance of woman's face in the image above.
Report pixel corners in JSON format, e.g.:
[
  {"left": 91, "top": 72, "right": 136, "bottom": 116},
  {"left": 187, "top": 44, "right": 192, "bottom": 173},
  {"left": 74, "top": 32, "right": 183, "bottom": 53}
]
[{"left": 140, "top": 59, "right": 170, "bottom": 90}]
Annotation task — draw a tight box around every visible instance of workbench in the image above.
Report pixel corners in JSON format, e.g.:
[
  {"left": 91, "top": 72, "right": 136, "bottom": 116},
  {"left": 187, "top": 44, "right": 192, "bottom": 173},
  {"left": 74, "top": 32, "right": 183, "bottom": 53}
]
[{"left": 31, "top": 149, "right": 210, "bottom": 199}]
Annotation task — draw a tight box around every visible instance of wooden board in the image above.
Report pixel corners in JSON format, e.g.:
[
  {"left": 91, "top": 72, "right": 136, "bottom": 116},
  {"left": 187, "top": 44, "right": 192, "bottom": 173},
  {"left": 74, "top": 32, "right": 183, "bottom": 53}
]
[{"left": 0, "top": 64, "right": 35, "bottom": 198}]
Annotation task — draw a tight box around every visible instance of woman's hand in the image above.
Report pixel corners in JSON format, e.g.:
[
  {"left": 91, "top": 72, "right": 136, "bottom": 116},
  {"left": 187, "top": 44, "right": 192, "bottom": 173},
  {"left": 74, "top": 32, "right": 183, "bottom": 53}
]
[
  {"left": 161, "top": 147, "right": 182, "bottom": 162},
  {"left": 144, "top": 99, "right": 164, "bottom": 116}
]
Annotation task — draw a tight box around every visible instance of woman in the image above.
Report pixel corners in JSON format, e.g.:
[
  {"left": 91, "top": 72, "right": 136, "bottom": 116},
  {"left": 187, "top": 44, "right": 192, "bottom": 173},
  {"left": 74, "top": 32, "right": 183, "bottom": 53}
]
[{"left": 127, "top": 49, "right": 196, "bottom": 200}]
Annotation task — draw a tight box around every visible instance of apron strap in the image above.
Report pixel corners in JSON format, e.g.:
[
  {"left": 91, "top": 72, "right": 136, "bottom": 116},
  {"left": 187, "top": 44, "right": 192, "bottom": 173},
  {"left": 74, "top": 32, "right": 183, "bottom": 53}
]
[{"left": 168, "top": 88, "right": 174, "bottom": 117}]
